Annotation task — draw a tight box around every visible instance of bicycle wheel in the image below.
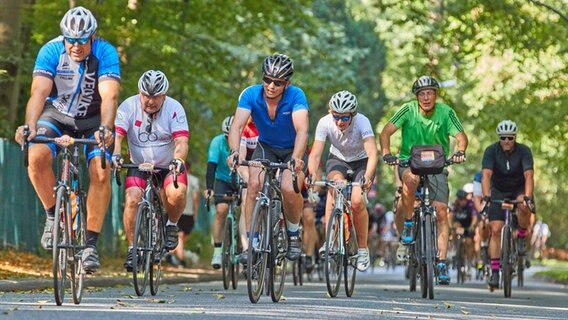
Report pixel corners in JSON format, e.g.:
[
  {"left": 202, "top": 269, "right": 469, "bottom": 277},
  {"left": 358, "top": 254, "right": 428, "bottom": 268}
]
[
  {"left": 247, "top": 201, "right": 269, "bottom": 303},
  {"left": 53, "top": 186, "right": 69, "bottom": 306},
  {"left": 269, "top": 218, "right": 288, "bottom": 302},
  {"left": 517, "top": 254, "right": 524, "bottom": 288},
  {"left": 231, "top": 220, "right": 240, "bottom": 290},
  {"left": 72, "top": 190, "right": 87, "bottom": 304},
  {"left": 424, "top": 216, "right": 435, "bottom": 300},
  {"left": 502, "top": 227, "right": 512, "bottom": 298},
  {"left": 133, "top": 203, "right": 151, "bottom": 296},
  {"left": 325, "top": 208, "right": 343, "bottom": 298},
  {"left": 344, "top": 214, "right": 357, "bottom": 297},
  {"left": 222, "top": 215, "right": 233, "bottom": 290},
  {"left": 292, "top": 257, "right": 300, "bottom": 286},
  {"left": 456, "top": 239, "right": 465, "bottom": 284},
  {"left": 150, "top": 209, "right": 165, "bottom": 296}
]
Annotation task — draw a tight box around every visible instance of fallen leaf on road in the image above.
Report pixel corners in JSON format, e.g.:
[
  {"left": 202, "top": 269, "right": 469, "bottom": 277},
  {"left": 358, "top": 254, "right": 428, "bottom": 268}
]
[
  {"left": 215, "top": 294, "right": 225, "bottom": 300},
  {"left": 443, "top": 302, "right": 454, "bottom": 308}
]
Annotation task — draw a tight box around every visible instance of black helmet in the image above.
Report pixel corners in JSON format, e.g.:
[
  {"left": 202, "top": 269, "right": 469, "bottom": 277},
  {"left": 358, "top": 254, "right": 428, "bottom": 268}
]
[
  {"left": 262, "top": 54, "right": 294, "bottom": 80},
  {"left": 412, "top": 76, "right": 440, "bottom": 95},
  {"left": 456, "top": 189, "right": 468, "bottom": 200}
]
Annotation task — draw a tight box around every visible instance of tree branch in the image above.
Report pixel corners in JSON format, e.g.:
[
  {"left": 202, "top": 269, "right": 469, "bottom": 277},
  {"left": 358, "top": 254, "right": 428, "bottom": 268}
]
[{"left": 527, "top": 0, "right": 568, "bottom": 24}]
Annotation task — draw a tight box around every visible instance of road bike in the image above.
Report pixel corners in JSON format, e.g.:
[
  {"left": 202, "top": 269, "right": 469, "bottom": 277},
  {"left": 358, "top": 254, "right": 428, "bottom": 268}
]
[
  {"left": 240, "top": 159, "right": 299, "bottom": 303},
  {"left": 310, "top": 170, "right": 364, "bottom": 298},
  {"left": 22, "top": 125, "right": 107, "bottom": 305},
  {"left": 114, "top": 162, "right": 178, "bottom": 296},
  {"left": 482, "top": 199, "right": 523, "bottom": 298},
  {"left": 400, "top": 158, "right": 454, "bottom": 300},
  {"left": 206, "top": 170, "right": 247, "bottom": 290},
  {"left": 453, "top": 227, "right": 467, "bottom": 284}
]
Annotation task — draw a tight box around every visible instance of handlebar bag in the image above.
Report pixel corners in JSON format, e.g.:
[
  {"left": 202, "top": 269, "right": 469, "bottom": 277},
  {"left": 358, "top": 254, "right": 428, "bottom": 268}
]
[{"left": 410, "top": 144, "right": 445, "bottom": 175}]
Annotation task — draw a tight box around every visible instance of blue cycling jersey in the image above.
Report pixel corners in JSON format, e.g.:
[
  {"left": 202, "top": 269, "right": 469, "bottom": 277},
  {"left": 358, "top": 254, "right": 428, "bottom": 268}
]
[
  {"left": 237, "top": 84, "right": 308, "bottom": 149},
  {"left": 208, "top": 134, "right": 231, "bottom": 183},
  {"left": 474, "top": 170, "right": 482, "bottom": 183},
  {"left": 33, "top": 36, "right": 121, "bottom": 119}
]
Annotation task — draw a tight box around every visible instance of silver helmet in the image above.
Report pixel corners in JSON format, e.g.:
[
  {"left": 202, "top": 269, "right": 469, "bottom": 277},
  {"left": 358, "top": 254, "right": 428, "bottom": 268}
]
[
  {"left": 222, "top": 116, "right": 234, "bottom": 135},
  {"left": 262, "top": 54, "right": 294, "bottom": 80},
  {"left": 60, "top": 6, "right": 97, "bottom": 39},
  {"left": 138, "top": 70, "right": 169, "bottom": 96},
  {"left": 329, "top": 90, "right": 358, "bottom": 114},
  {"left": 412, "top": 76, "right": 440, "bottom": 95},
  {"left": 496, "top": 120, "right": 518, "bottom": 135}
]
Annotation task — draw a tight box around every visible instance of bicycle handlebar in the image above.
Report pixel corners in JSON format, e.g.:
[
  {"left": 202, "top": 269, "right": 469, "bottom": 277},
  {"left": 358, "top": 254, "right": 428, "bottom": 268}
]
[
  {"left": 113, "top": 163, "right": 178, "bottom": 188},
  {"left": 22, "top": 125, "right": 106, "bottom": 170},
  {"left": 239, "top": 159, "right": 300, "bottom": 194}
]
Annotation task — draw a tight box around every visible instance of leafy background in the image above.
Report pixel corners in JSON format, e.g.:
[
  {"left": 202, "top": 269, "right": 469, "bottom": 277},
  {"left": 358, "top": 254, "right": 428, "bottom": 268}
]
[{"left": 0, "top": 0, "right": 566, "bottom": 246}]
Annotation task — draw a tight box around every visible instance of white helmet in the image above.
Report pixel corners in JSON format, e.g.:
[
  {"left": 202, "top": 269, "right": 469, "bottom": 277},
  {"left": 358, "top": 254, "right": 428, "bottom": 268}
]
[
  {"left": 60, "top": 6, "right": 97, "bottom": 39},
  {"left": 496, "top": 120, "right": 518, "bottom": 135},
  {"left": 222, "top": 116, "right": 234, "bottom": 135},
  {"left": 138, "top": 70, "right": 169, "bottom": 96},
  {"left": 463, "top": 183, "right": 474, "bottom": 194},
  {"left": 329, "top": 90, "right": 358, "bottom": 114}
]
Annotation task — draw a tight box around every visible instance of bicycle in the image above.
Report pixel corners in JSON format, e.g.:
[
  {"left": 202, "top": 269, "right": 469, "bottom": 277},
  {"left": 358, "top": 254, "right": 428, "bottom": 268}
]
[
  {"left": 291, "top": 222, "right": 305, "bottom": 286},
  {"left": 240, "top": 159, "right": 299, "bottom": 303},
  {"left": 206, "top": 170, "right": 247, "bottom": 290},
  {"left": 481, "top": 199, "right": 522, "bottom": 298},
  {"left": 399, "top": 158, "right": 454, "bottom": 300},
  {"left": 114, "top": 162, "right": 178, "bottom": 296},
  {"left": 453, "top": 227, "right": 467, "bottom": 284},
  {"left": 22, "top": 125, "right": 107, "bottom": 305},
  {"left": 310, "top": 170, "right": 364, "bottom": 298}
]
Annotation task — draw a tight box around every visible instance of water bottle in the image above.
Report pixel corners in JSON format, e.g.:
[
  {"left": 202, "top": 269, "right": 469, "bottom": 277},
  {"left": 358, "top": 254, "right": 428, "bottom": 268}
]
[{"left": 70, "top": 192, "right": 79, "bottom": 230}]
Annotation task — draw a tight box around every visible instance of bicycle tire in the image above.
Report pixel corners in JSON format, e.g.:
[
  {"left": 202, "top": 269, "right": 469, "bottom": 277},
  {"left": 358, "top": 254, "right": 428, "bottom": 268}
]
[
  {"left": 72, "top": 190, "right": 87, "bottom": 304},
  {"left": 502, "top": 227, "right": 512, "bottom": 298},
  {"left": 344, "top": 214, "right": 357, "bottom": 297},
  {"left": 150, "top": 207, "right": 165, "bottom": 296},
  {"left": 456, "top": 238, "right": 465, "bottom": 284},
  {"left": 231, "top": 219, "right": 239, "bottom": 290},
  {"left": 222, "top": 215, "right": 233, "bottom": 290},
  {"left": 517, "top": 254, "right": 524, "bottom": 288},
  {"left": 269, "top": 218, "right": 287, "bottom": 302},
  {"left": 247, "top": 201, "right": 269, "bottom": 303},
  {"left": 409, "top": 217, "right": 420, "bottom": 292},
  {"left": 325, "top": 208, "right": 343, "bottom": 298},
  {"left": 53, "top": 186, "right": 69, "bottom": 306},
  {"left": 133, "top": 203, "right": 151, "bottom": 296},
  {"left": 424, "top": 215, "right": 435, "bottom": 299},
  {"left": 292, "top": 257, "right": 300, "bottom": 286}
]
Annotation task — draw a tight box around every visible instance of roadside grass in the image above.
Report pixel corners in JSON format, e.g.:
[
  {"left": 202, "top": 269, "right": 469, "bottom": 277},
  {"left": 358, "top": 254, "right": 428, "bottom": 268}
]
[{"left": 534, "top": 259, "right": 568, "bottom": 284}]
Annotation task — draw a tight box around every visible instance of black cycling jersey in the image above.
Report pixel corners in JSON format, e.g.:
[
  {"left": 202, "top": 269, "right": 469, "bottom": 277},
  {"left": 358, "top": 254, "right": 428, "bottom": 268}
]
[
  {"left": 451, "top": 200, "right": 476, "bottom": 228},
  {"left": 481, "top": 142, "right": 533, "bottom": 193}
]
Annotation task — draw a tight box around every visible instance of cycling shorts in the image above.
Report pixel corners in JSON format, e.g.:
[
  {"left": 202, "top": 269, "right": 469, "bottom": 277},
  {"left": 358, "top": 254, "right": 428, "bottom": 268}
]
[
  {"left": 325, "top": 154, "right": 368, "bottom": 183},
  {"left": 125, "top": 167, "right": 188, "bottom": 190},
  {"left": 214, "top": 180, "right": 236, "bottom": 205},
  {"left": 487, "top": 187, "right": 524, "bottom": 222},
  {"left": 177, "top": 214, "right": 195, "bottom": 234},
  {"left": 397, "top": 166, "right": 449, "bottom": 204},
  {"left": 35, "top": 104, "right": 112, "bottom": 162},
  {"left": 250, "top": 142, "right": 308, "bottom": 174}
]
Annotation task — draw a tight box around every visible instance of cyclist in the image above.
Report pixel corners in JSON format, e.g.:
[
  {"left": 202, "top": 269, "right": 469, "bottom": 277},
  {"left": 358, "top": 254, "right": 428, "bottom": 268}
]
[
  {"left": 379, "top": 75, "right": 468, "bottom": 284},
  {"left": 171, "top": 160, "right": 200, "bottom": 268},
  {"left": 302, "top": 155, "right": 322, "bottom": 272},
  {"left": 531, "top": 219, "right": 550, "bottom": 259},
  {"left": 227, "top": 53, "right": 309, "bottom": 262},
  {"left": 205, "top": 116, "right": 238, "bottom": 269},
  {"left": 450, "top": 189, "right": 478, "bottom": 278},
  {"left": 14, "top": 6, "right": 120, "bottom": 273},
  {"left": 112, "top": 70, "right": 189, "bottom": 271},
  {"left": 480, "top": 120, "right": 535, "bottom": 289},
  {"left": 307, "top": 90, "right": 378, "bottom": 271}
]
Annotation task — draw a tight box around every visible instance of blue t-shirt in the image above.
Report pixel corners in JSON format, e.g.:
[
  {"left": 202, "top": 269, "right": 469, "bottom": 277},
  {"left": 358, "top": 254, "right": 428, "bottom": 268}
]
[
  {"left": 207, "top": 134, "right": 231, "bottom": 183},
  {"left": 33, "top": 36, "right": 121, "bottom": 119},
  {"left": 237, "top": 84, "right": 309, "bottom": 149}
]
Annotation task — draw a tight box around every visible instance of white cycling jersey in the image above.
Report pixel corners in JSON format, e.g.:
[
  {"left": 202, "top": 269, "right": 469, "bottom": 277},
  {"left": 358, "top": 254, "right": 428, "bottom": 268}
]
[
  {"left": 115, "top": 95, "right": 189, "bottom": 167},
  {"left": 314, "top": 113, "right": 374, "bottom": 162}
]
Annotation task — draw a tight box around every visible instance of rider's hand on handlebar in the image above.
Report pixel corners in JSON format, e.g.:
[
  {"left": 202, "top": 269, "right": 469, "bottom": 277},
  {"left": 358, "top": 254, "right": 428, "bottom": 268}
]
[
  {"left": 289, "top": 157, "right": 304, "bottom": 173},
  {"left": 54, "top": 135, "right": 73, "bottom": 147},
  {"left": 95, "top": 126, "right": 114, "bottom": 147},
  {"left": 169, "top": 158, "right": 186, "bottom": 174},
  {"left": 111, "top": 154, "right": 123, "bottom": 169},
  {"left": 226, "top": 149, "right": 239, "bottom": 169},
  {"left": 523, "top": 195, "right": 536, "bottom": 213},
  {"left": 307, "top": 188, "right": 320, "bottom": 204},
  {"left": 451, "top": 150, "right": 466, "bottom": 163},
  {"left": 382, "top": 153, "right": 398, "bottom": 166},
  {"left": 15, "top": 125, "right": 36, "bottom": 146},
  {"left": 204, "top": 189, "right": 213, "bottom": 199},
  {"left": 480, "top": 195, "right": 491, "bottom": 215}
]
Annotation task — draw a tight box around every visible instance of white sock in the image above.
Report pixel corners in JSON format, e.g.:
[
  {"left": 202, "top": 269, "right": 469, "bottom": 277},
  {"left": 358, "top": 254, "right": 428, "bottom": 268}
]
[{"left": 166, "top": 219, "right": 177, "bottom": 226}]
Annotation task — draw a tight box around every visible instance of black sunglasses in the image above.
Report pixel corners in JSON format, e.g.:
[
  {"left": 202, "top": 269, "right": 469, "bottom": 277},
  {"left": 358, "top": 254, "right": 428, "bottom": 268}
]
[
  {"left": 262, "top": 76, "right": 286, "bottom": 87},
  {"left": 500, "top": 136, "right": 515, "bottom": 141},
  {"left": 332, "top": 114, "right": 352, "bottom": 122}
]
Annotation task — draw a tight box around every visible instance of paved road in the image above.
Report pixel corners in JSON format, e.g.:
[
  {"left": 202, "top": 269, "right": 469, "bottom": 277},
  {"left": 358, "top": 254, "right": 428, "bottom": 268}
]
[{"left": 0, "top": 265, "right": 566, "bottom": 319}]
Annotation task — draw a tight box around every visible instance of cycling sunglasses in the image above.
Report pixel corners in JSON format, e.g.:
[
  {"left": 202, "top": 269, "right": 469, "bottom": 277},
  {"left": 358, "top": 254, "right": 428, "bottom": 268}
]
[
  {"left": 500, "top": 136, "right": 515, "bottom": 141},
  {"left": 65, "top": 37, "right": 90, "bottom": 45},
  {"left": 332, "top": 114, "right": 352, "bottom": 122},
  {"left": 262, "top": 76, "right": 286, "bottom": 87}
]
